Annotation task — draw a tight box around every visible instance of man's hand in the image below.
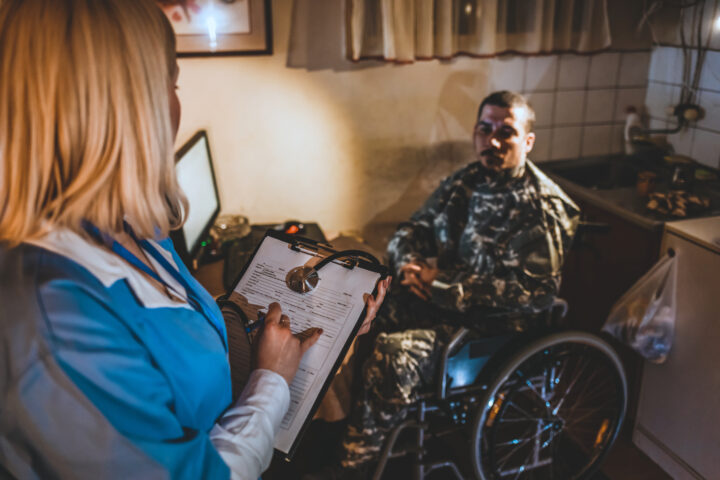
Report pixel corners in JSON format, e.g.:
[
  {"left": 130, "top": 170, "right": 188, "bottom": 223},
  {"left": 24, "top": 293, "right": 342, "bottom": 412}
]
[
  {"left": 399, "top": 261, "right": 438, "bottom": 301},
  {"left": 255, "top": 302, "right": 322, "bottom": 385},
  {"left": 358, "top": 276, "right": 391, "bottom": 335}
]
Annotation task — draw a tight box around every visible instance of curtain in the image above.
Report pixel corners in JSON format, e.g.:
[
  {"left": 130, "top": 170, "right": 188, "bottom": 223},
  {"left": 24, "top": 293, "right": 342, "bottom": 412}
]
[{"left": 347, "top": 0, "right": 612, "bottom": 62}]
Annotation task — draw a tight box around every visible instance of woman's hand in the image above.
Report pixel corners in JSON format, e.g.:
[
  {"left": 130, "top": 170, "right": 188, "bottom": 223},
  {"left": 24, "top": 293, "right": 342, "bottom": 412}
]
[
  {"left": 357, "top": 276, "right": 391, "bottom": 335},
  {"left": 255, "top": 302, "right": 322, "bottom": 385}
]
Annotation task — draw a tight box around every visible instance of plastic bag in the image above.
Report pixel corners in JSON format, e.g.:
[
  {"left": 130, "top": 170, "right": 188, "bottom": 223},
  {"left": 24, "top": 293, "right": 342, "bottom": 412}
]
[{"left": 602, "top": 252, "right": 677, "bottom": 364}]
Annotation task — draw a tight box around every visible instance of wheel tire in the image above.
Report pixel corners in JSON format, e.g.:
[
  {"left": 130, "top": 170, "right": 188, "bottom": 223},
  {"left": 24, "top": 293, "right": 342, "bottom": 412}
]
[{"left": 470, "top": 331, "right": 627, "bottom": 480}]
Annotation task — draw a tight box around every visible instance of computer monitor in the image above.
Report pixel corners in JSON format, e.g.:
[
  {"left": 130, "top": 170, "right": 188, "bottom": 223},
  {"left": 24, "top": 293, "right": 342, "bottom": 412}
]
[{"left": 171, "top": 130, "right": 221, "bottom": 267}]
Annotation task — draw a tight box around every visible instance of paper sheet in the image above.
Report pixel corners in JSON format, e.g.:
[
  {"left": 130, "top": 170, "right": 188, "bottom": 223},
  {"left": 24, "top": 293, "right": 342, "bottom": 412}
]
[{"left": 229, "top": 236, "right": 381, "bottom": 454}]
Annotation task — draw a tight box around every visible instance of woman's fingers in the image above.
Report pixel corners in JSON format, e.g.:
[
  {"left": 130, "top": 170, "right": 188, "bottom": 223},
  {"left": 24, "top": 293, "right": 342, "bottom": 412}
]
[
  {"left": 358, "top": 294, "right": 376, "bottom": 335},
  {"left": 357, "top": 276, "right": 392, "bottom": 336},
  {"left": 255, "top": 304, "right": 323, "bottom": 385},
  {"left": 376, "top": 277, "right": 390, "bottom": 298},
  {"left": 298, "top": 327, "right": 323, "bottom": 353},
  {"left": 265, "top": 302, "right": 283, "bottom": 325}
]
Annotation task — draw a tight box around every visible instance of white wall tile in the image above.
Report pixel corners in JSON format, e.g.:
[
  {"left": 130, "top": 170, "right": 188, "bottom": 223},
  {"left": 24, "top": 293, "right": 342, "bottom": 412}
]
[
  {"left": 618, "top": 51, "right": 651, "bottom": 87},
  {"left": 649, "top": 118, "right": 668, "bottom": 131},
  {"left": 588, "top": 53, "right": 621, "bottom": 88},
  {"left": 553, "top": 90, "right": 585, "bottom": 125},
  {"left": 648, "top": 47, "right": 684, "bottom": 85},
  {"left": 489, "top": 56, "right": 526, "bottom": 93},
  {"left": 526, "top": 92, "right": 555, "bottom": 128},
  {"left": 530, "top": 128, "right": 552, "bottom": 162},
  {"left": 698, "top": 89, "right": 720, "bottom": 133},
  {"left": 691, "top": 129, "right": 720, "bottom": 168},
  {"left": 585, "top": 89, "right": 616, "bottom": 123},
  {"left": 645, "top": 81, "right": 679, "bottom": 120},
  {"left": 581, "top": 125, "right": 613, "bottom": 157},
  {"left": 550, "top": 126, "right": 582, "bottom": 160},
  {"left": 524, "top": 56, "right": 558, "bottom": 93},
  {"left": 699, "top": 50, "right": 720, "bottom": 92},
  {"left": 557, "top": 55, "right": 589, "bottom": 89},
  {"left": 668, "top": 128, "right": 695, "bottom": 157},
  {"left": 615, "top": 88, "right": 647, "bottom": 121}
]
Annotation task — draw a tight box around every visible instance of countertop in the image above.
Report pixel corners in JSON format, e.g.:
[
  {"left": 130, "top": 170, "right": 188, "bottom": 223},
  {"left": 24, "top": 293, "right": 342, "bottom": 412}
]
[
  {"left": 541, "top": 157, "right": 720, "bottom": 232},
  {"left": 548, "top": 176, "right": 666, "bottom": 231},
  {"left": 665, "top": 216, "right": 720, "bottom": 254}
]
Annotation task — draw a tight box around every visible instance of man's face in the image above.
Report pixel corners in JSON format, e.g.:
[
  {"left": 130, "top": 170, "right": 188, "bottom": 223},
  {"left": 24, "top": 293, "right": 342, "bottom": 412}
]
[{"left": 473, "top": 104, "right": 535, "bottom": 173}]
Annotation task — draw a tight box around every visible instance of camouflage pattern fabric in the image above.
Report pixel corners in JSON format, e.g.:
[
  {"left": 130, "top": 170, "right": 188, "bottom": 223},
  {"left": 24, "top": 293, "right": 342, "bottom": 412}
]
[
  {"left": 340, "top": 160, "right": 580, "bottom": 469},
  {"left": 387, "top": 159, "right": 579, "bottom": 313}
]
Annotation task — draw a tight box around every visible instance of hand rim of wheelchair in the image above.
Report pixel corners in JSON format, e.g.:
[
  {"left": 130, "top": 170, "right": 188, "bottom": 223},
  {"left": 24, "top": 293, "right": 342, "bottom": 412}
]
[{"left": 470, "top": 331, "right": 627, "bottom": 480}]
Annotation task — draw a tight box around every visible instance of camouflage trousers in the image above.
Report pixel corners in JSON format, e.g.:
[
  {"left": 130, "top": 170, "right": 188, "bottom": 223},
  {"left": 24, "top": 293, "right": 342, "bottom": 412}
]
[{"left": 340, "top": 291, "right": 457, "bottom": 469}]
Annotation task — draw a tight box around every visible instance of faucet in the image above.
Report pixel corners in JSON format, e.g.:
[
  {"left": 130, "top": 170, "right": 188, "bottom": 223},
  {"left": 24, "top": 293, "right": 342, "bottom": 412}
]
[
  {"left": 626, "top": 104, "right": 701, "bottom": 139},
  {"left": 624, "top": 104, "right": 701, "bottom": 156}
]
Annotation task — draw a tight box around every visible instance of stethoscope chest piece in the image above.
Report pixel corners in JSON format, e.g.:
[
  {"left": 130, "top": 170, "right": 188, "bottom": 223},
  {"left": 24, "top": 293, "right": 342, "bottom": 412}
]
[{"left": 286, "top": 265, "right": 320, "bottom": 294}]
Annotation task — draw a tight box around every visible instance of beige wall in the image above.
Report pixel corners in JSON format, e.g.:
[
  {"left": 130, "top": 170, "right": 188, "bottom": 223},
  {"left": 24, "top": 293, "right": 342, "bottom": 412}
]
[{"left": 176, "top": 0, "right": 652, "bottom": 240}]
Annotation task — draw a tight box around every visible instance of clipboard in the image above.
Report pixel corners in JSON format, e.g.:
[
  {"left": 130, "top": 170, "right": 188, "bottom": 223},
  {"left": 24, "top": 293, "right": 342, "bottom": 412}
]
[{"left": 223, "top": 229, "right": 388, "bottom": 460}]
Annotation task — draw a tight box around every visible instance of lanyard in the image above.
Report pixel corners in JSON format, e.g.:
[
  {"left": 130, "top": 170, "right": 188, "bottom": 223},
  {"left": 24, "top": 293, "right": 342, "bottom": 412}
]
[
  {"left": 81, "top": 222, "right": 227, "bottom": 347},
  {"left": 82, "top": 221, "right": 228, "bottom": 350},
  {"left": 82, "top": 222, "right": 183, "bottom": 296}
]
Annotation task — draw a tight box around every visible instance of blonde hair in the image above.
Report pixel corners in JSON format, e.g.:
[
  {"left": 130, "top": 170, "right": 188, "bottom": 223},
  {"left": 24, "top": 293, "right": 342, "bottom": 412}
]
[{"left": 0, "top": 0, "right": 185, "bottom": 245}]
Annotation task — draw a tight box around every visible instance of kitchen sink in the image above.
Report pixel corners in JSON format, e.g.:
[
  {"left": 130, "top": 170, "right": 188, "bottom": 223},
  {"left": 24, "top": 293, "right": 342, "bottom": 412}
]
[
  {"left": 541, "top": 155, "right": 720, "bottom": 223},
  {"left": 542, "top": 155, "right": 641, "bottom": 190}
]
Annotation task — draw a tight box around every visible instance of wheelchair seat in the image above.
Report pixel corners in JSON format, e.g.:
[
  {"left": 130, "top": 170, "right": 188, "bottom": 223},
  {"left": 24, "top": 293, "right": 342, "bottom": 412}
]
[{"left": 372, "top": 299, "right": 627, "bottom": 480}]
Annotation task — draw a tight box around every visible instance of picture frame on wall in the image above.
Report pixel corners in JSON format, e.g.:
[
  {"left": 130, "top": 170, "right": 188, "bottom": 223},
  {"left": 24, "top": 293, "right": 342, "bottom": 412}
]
[{"left": 157, "top": 0, "right": 272, "bottom": 56}]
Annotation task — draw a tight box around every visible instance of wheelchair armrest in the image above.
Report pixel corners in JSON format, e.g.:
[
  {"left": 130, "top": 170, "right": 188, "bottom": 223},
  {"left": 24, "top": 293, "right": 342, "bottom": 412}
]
[
  {"left": 437, "top": 327, "right": 470, "bottom": 400},
  {"left": 435, "top": 298, "right": 568, "bottom": 399},
  {"left": 548, "top": 298, "right": 568, "bottom": 323}
]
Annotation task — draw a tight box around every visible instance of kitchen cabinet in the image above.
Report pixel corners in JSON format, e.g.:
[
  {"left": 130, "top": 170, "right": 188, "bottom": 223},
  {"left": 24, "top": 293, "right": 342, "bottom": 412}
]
[
  {"left": 633, "top": 217, "right": 720, "bottom": 480},
  {"left": 557, "top": 196, "right": 663, "bottom": 429}
]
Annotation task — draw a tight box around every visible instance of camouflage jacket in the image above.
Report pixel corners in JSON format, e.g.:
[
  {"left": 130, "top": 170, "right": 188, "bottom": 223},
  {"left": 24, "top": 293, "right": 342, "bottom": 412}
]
[{"left": 387, "top": 160, "right": 580, "bottom": 313}]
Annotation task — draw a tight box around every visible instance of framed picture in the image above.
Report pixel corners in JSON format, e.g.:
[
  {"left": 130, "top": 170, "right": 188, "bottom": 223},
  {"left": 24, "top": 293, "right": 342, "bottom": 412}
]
[{"left": 157, "top": 0, "right": 272, "bottom": 56}]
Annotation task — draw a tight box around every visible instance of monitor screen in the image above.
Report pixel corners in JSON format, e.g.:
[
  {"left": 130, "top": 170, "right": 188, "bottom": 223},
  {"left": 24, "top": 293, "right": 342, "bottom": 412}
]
[{"left": 172, "top": 130, "right": 220, "bottom": 264}]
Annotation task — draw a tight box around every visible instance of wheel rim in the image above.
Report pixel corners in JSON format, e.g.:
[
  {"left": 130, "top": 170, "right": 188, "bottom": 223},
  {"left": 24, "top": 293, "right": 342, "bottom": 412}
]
[{"left": 473, "top": 335, "right": 626, "bottom": 480}]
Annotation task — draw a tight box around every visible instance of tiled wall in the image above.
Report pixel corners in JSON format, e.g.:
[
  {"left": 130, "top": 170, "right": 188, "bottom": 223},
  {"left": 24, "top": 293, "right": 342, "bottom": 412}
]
[
  {"left": 646, "top": 46, "right": 720, "bottom": 169},
  {"left": 505, "top": 51, "right": 652, "bottom": 163}
]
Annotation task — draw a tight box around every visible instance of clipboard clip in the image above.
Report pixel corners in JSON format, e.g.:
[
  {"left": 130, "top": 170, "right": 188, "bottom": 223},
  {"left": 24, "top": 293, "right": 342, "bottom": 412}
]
[{"left": 285, "top": 249, "right": 381, "bottom": 294}]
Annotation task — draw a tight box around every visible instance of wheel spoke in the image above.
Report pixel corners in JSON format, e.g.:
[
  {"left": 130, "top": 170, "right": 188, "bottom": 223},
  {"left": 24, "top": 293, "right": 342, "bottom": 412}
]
[
  {"left": 515, "top": 369, "right": 553, "bottom": 413},
  {"left": 475, "top": 339, "right": 626, "bottom": 480},
  {"left": 551, "top": 356, "right": 589, "bottom": 415},
  {"left": 495, "top": 422, "right": 555, "bottom": 470},
  {"left": 512, "top": 447, "right": 535, "bottom": 480},
  {"left": 505, "top": 399, "right": 541, "bottom": 421}
]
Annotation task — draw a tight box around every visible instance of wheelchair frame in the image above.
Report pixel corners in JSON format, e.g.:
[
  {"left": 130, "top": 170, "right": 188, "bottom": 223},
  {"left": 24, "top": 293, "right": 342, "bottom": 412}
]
[{"left": 371, "top": 300, "right": 627, "bottom": 480}]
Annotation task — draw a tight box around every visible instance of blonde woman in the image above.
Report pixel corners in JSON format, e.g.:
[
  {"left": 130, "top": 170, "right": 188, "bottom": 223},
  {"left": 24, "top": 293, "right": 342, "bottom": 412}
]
[{"left": 0, "top": 1, "right": 387, "bottom": 478}]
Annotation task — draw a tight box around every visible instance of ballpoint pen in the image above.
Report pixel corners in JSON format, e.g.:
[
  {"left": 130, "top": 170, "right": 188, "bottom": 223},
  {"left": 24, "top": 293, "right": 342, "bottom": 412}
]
[{"left": 245, "top": 311, "right": 266, "bottom": 333}]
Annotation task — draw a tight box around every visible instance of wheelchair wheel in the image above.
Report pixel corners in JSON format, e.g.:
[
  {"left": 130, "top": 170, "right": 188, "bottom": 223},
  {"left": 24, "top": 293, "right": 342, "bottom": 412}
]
[{"left": 470, "top": 332, "right": 626, "bottom": 480}]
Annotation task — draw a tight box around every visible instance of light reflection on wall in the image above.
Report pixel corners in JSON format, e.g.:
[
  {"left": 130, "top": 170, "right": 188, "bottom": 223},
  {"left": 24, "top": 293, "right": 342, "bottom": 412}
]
[{"left": 175, "top": 59, "right": 359, "bottom": 234}]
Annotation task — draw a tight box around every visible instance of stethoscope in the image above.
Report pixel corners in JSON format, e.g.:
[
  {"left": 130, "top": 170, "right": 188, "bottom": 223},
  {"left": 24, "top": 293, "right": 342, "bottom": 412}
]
[{"left": 285, "top": 248, "right": 381, "bottom": 294}]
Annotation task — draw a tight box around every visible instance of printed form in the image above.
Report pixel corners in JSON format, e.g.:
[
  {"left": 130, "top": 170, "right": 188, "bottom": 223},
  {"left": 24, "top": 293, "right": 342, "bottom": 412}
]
[{"left": 230, "top": 236, "right": 381, "bottom": 454}]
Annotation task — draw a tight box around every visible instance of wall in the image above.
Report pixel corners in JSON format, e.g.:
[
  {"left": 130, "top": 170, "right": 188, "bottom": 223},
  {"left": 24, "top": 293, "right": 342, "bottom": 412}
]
[
  {"left": 645, "top": 48, "right": 720, "bottom": 169},
  {"left": 641, "top": 0, "right": 720, "bottom": 169},
  {"left": 175, "top": 0, "right": 651, "bottom": 239}
]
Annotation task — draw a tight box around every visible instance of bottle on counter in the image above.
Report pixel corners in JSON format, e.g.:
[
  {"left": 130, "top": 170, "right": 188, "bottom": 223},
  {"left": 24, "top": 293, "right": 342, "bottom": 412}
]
[{"left": 624, "top": 106, "right": 643, "bottom": 155}]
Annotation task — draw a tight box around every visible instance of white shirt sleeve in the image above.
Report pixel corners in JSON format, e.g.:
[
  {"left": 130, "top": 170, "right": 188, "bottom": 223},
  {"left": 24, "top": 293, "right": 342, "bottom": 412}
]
[{"left": 209, "top": 368, "right": 290, "bottom": 480}]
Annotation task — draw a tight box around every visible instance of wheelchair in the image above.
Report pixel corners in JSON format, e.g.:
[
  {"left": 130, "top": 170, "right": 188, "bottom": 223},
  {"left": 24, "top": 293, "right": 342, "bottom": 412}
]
[{"left": 370, "top": 299, "right": 627, "bottom": 480}]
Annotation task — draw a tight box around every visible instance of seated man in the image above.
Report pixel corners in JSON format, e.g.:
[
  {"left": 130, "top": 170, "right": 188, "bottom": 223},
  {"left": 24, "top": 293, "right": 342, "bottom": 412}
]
[{"left": 312, "top": 91, "right": 580, "bottom": 478}]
